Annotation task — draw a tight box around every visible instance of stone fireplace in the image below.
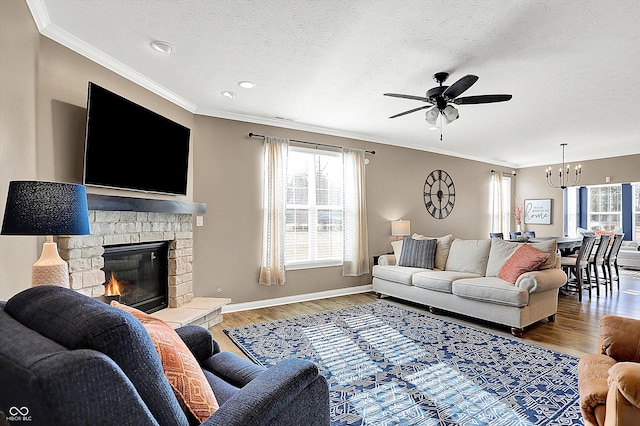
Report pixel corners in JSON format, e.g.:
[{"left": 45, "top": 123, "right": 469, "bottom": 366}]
[{"left": 57, "top": 194, "right": 204, "bottom": 309}]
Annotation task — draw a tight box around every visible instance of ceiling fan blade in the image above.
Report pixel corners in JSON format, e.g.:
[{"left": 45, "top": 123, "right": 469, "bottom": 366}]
[
  {"left": 389, "top": 105, "right": 429, "bottom": 119},
  {"left": 384, "top": 93, "right": 430, "bottom": 102},
  {"left": 443, "top": 74, "right": 478, "bottom": 99},
  {"left": 453, "top": 94, "right": 512, "bottom": 105}
]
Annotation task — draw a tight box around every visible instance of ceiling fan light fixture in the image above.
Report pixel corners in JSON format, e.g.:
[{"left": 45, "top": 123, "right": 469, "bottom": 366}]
[
  {"left": 442, "top": 105, "right": 459, "bottom": 123},
  {"left": 425, "top": 107, "right": 439, "bottom": 125}
]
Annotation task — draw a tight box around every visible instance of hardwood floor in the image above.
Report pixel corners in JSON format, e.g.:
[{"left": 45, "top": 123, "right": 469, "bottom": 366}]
[{"left": 210, "top": 269, "right": 640, "bottom": 360}]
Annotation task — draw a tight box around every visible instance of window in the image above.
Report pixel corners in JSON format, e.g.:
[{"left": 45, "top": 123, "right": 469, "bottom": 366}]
[
  {"left": 587, "top": 184, "right": 622, "bottom": 231},
  {"left": 490, "top": 173, "right": 511, "bottom": 236},
  {"left": 285, "top": 147, "right": 343, "bottom": 268}
]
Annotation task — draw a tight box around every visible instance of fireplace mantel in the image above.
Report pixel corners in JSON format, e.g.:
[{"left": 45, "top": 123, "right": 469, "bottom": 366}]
[{"left": 87, "top": 193, "right": 206, "bottom": 214}]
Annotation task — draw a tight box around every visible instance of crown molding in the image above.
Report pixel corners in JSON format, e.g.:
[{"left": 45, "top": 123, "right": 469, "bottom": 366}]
[
  {"left": 195, "top": 107, "right": 518, "bottom": 168},
  {"left": 26, "top": 0, "right": 196, "bottom": 113}
]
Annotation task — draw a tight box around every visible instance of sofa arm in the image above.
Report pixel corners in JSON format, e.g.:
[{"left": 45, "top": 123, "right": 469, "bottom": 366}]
[
  {"left": 175, "top": 325, "right": 218, "bottom": 363},
  {"left": 202, "top": 351, "right": 266, "bottom": 388},
  {"left": 202, "top": 358, "right": 329, "bottom": 426},
  {"left": 608, "top": 362, "right": 640, "bottom": 410},
  {"left": 514, "top": 268, "right": 567, "bottom": 293},
  {"left": 599, "top": 315, "right": 640, "bottom": 362},
  {"left": 378, "top": 254, "right": 396, "bottom": 266},
  {"left": 579, "top": 354, "right": 617, "bottom": 426}
]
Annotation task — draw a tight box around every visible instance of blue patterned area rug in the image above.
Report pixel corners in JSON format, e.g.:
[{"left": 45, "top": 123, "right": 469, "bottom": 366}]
[{"left": 224, "top": 301, "right": 583, "bottom": 425}]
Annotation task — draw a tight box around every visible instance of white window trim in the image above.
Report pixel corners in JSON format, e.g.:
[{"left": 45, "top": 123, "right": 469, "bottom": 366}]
[
  {"left": 286, "top": 260, "right": 343, "bottom": 270},
  {"left": 285, "top": 146, "right": 344, "bottom": 269},
  {"left": 587, "top": 184, "right": 622, "bottom": 231}
]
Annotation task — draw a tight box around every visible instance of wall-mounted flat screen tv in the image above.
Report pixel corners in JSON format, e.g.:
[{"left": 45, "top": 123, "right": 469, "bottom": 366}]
[{"left": 83, "top": 82, "right": 190, "bottom": 196}]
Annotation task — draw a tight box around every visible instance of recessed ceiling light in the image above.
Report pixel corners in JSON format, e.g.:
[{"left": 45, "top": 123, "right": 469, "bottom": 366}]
[
  {"left": 428, "top": 125, "right": 439, "bottom": 131},
  {"left": 238, "top": 81, "right": 255, "bottom": 89},
  {"left": 150, "top": 41, "right": 173, "bottom": 54},
  {"left": 221, "top": 91, "right": 236, "bottom": 99}
]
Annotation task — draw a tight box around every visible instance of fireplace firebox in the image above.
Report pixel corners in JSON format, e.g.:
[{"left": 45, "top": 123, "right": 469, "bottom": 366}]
[{"left": 101, "top": 241, "right": 169, "bottom": 313}]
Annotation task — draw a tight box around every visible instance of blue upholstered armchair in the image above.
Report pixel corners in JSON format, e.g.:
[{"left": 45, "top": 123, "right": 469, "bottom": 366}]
[{"left": 0, "top": 286, "right": 329, "bottom": 426}]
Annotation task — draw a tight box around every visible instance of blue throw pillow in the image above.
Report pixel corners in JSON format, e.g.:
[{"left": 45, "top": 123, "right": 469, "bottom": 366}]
[{"left": 398, "top": 237, "right": 437, "bottom": 269}]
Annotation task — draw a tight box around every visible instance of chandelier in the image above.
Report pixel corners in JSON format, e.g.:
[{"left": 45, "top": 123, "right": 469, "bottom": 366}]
[{"left": 545, "top": 143, "right": 582, "bottom": 189}]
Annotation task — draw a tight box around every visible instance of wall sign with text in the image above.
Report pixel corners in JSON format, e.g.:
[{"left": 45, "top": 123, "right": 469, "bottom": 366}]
[{"left": 524, "top": 199, "right": 552, "bottom": 224}]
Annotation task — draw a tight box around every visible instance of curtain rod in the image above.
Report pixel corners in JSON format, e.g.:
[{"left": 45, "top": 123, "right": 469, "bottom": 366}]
[
  {"left": 491, "top": 169, "right": 517, "bottom": 177},
  {"left": 248, "top": 132, "right": 375, "bottom": 155}
]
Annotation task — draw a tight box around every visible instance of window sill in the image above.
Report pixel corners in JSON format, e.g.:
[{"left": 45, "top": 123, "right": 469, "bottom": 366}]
[{"left": 286, "top": 260, "right": 343, "bottom": 271}]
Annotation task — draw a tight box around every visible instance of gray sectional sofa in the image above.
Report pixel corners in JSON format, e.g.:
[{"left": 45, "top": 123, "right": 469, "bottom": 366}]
[
  {"left": 618, "top": 240, "right": 640, "bottom": 269},
  {"left": 372, "top": 235, "right": 568, "bottom": 336}
]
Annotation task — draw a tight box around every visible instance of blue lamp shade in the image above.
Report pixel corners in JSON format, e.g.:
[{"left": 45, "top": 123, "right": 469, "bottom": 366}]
[{"left": 1, "top": 181, "right": 90, "bottom": 236}]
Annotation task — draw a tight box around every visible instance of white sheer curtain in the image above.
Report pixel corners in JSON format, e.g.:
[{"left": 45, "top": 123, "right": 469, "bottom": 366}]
[
  {"left": 490, "top": 171, "right": 504, "bottom": 234},
  {"left": 342, "top": 148, "right": 369, "bottom": 276},
  {"left": 259, "top": 136, "right": 289, "bottom": 286}
]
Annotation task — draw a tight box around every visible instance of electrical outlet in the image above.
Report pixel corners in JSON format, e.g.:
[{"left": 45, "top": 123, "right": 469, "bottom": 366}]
[{"left": 196, "top": 216, "right": 204, "bottom": 227}]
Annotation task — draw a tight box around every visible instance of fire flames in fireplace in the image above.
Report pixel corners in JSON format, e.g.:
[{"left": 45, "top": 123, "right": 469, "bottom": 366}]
[
  {"left": 104, "top": 272, "right": 123, "bottom": 296},
  {"left": 97, "top": 241, "right": 169, "bottom": 313}
]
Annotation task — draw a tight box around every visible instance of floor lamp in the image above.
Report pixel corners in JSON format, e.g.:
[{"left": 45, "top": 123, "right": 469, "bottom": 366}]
[{"left": 1, "top": 181, "right": 91, "bottom": 287}]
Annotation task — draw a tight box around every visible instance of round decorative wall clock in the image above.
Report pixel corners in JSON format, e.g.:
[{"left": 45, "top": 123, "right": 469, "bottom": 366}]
[{"left": 423, "top": 169, "right": 455, "bottom": 219}]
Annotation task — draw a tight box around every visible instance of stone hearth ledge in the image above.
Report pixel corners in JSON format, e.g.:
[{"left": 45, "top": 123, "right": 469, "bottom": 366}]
[{"left": 151, "top": 296, "right": 231, "bottom": 329}]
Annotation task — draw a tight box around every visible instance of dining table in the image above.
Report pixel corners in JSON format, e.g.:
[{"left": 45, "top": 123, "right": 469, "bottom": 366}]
[{"left": 527, "top": 236, "right": 584, "bottom": 256}]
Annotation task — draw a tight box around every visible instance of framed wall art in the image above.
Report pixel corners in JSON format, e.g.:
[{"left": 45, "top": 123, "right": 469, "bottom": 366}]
[{"left": 524, "top": 199, "right": 552, "bottom": 225}]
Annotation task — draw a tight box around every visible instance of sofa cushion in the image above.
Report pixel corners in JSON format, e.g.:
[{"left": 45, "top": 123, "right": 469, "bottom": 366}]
[
  {"left": 486, "top": 238, "right": 557, "bottom": 276},
  {"left": 412, "top": 270, "right": 482, "bottom": 293},
  {"left": 452, "top": 277, "right": 529, "bottom": 307},
  {"left": 112, "top": 301, "right": 219, "bottom": 422},
  {"left": 372, "top": 265, "right": 425, "bottom": 285},
  {"left": 391, "top": 234, "right": 454, "bottom": 270},
  {"left": 398, "top": 237, "right": 437, "bottom": 269},
  {"left": 498, "top": 244, "right": 550, "bottom": 284},
  {"left": 391, "top": 239, "right": 403, "bottom": 263},
  {"left": 445, "top": 239, "right": 491, "bottom": 275}
]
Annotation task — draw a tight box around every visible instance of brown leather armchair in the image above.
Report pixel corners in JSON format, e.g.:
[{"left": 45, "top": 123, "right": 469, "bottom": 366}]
[{"left": 578, "top": 315, "right": 640, "bottom": 426}]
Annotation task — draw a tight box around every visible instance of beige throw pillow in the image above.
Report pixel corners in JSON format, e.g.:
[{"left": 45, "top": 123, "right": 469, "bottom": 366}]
[
  {"left": 391, "top": 240, "right": 403, "bottom": 263},
  {"left": 445, "top": 239, "right": 491, "bottom": 275}
]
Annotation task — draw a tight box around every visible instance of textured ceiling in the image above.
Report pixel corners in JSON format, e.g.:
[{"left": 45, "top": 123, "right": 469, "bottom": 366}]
[{"left": 28, "top": 0, "right": 640, "bottom": 167}]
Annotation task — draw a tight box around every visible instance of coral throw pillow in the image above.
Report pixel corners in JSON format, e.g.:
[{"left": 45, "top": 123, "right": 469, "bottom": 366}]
[
  {"left": 498, "top": 244, "right": 550, "bottom": 284},
  {"left": 111, "top": 301, "right": 219, "bottom": 422}
]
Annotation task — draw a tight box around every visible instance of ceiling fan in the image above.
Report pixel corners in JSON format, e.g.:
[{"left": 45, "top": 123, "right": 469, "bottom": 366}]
[{"left": 384, "top": 72, "right": 512, "bottom": 125}]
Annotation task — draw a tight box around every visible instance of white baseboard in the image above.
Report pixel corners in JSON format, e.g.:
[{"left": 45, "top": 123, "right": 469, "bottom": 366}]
[{"left": 222, "top": 284, "right": 373, "bottom": 313}]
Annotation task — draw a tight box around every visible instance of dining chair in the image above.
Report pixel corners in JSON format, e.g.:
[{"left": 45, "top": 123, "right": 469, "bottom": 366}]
[
  {"left": 509, "top": 231, "right": 522, "bottom": 239},
  {"left": 489, "top": 232, "right": 504, "bottom": 239},
  {"left": 525, "top": 231, "right": 536, "bottom": 237},
  {"left": 589, "top": 234, "right": 611, "bottom": 297},
  {"left": 560, "top": 236, "right": 597, "bottom": 302},
  {"left": 605, "top": 234, "right": 625, "bottom": 292}
]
